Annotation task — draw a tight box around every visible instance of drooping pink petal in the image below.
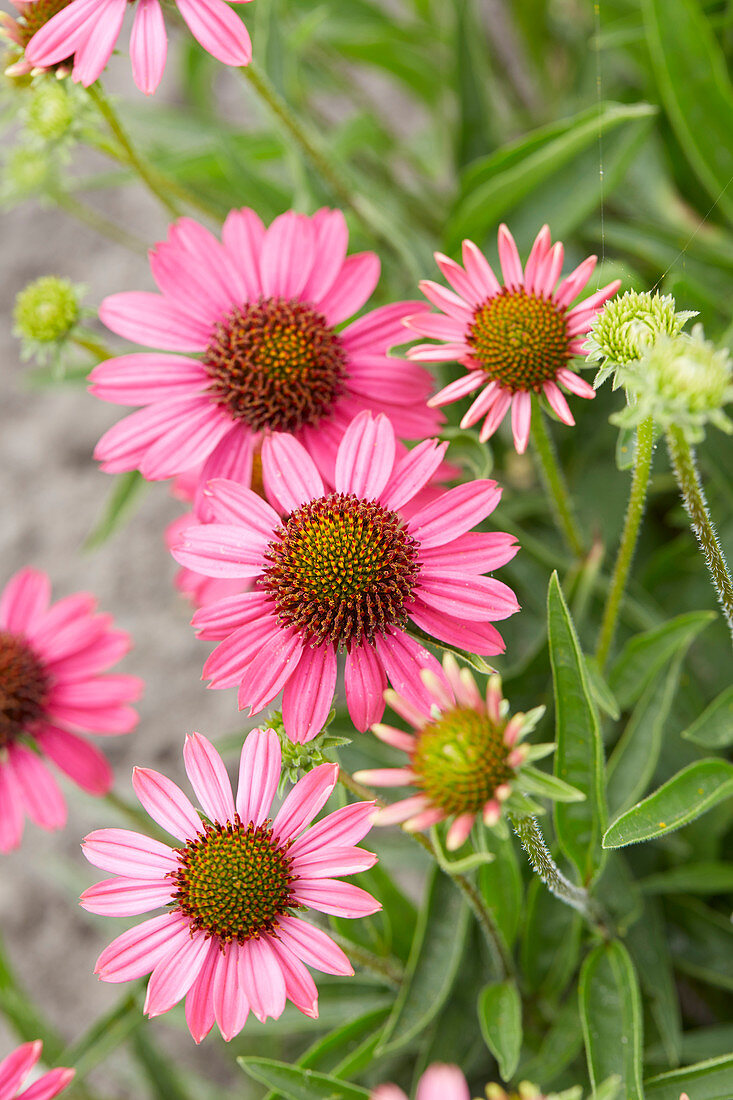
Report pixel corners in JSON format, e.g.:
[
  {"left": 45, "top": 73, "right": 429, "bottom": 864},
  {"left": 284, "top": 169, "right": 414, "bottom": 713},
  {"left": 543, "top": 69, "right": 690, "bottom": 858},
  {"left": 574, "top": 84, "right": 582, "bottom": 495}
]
[
  {"left": 556, "top": 366, "right": 595, "bottom": 398},
  {"left": 95, "top": 914, "right": 189, "bottom": 983},
  {"left": 35, "top": 726, "right": 113, "bottom": 797},
  {"left": 407, "top": 480, "right": 501, "bottom": 549},
  {"left": 479, "top": 388, "right": 512, "bottom": 442},
  {"left": 288, "top": 801, "right": 376, "bottom": 859},
  {"left": 446, "top": 813, "right": 476, "bottom": 851},
  {"left": 239, "top": 936, "right": 287, "bottom": 1022},
  {"left": 427, "top": 370, "right": 485, "bottom": 408},
  {"left": 334, "top": 411, "right": 395, "bottom": 500},
  {"left": 144, "top": 931, "right": 211, "bottom": 1017},
  {"left": 510, "top": 390, "right": 532, "bottom": 453},
  {"left": 237, "top": 630, "right": 305, "bottom": 715},
  {"left": 281, "top": 644, "right": 337, "bottom": 743},
  {"left": 185, "top": 941, "right": 218, "bottom": 1044},
  {"left": 25, "top": 0, "right": 108, "bottom": 68},
  {"left": 275, "top": 915, "right": 354, "bottom": 975},
  {"left": 0, "top": 567, "right": 51, "bottom": 633},
  {"left": 460, "top": 381, "right": 500, "bottom": 429},
  {"left": 15, "top": 1065, "right": 74, "bottom": 1100},
  {"left": 416, "top": 1065, "right": 470, "bottom": 1100},
  {"left": 272, "top": 763, "right": 338, "bottom": 843},
  {"left": 0, "top": 1041, "right": 40, "bottom": 1097},
  {"left": 212, "top": 941, "right": 249, "bottom": 1041},
  {"left": 408, "top": 599, "right": 506, "bottom": 656},
  {"left": 261, "top": 433, "right": 324, "bottom": 514},
  {"left": 268, "top": 937, "right": 318, "bottom": 1018},
  {"left": 132, "top": 766, "right": 202, "bottom": 842},
  {"left": 183, "top": 732, "right": 236, "bottom": 824},
  {"left": 293, "top": 878, "right": 380, "bottom": 919},
  {"left": 236, "top": 728, "right": 281, "bottom": 826},
  {"left": 69, "top": 0, "right": 127, "bottom": 86},
  {"left": 175, "top": 0, "right": 252, "bottom": 66},
  {"left": 344, "top": 644, "right": 387, "bottom": 731},
  {"left": 8, "top": 745, "right": 66, "bottom": 832},
  {"left": 543, "top": 380, "right": 575, "bottom": 425},
  {"left": 130, "top": 0, "right": 167, "bottom": 94},
  {"left": 202, "top": 614, "right": 283, "bottom": 689},
  {"left": 0, "top": 761, "right": 25, "bottom": 853}
]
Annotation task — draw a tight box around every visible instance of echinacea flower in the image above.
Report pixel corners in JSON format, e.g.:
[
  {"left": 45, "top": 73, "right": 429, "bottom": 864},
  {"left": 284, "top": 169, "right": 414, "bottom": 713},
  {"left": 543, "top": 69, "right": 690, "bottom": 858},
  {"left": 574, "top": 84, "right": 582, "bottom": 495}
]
[
  {"left": 406, "top": 224, "right": 621, "bottom": 453},
  {"left": 0, "top": 567, "right": 143, "bottom": 852},
  {"left": 24, "top": 0, "right": 252, "bottom": 94},
  {"left": 89, "top": 208, "right": 440, "bottom": 490},
  {"left": 0, "top": 1041, "right": 73, "bottom": 1100},
  {"left": 371, "top": 1065, "right": 469, "bottom": 1100},
  {"left": 172, "top": 411, "right": 520, "bottom": 742},
  {"left": 356, "top": 656, "right": 561, "bottom": 848},
  {"left": 0, "top": 0, "right": 74, "bottom": 78},
  {"left": 81, "top": 729, "right": 379, "bottom": 1042}
]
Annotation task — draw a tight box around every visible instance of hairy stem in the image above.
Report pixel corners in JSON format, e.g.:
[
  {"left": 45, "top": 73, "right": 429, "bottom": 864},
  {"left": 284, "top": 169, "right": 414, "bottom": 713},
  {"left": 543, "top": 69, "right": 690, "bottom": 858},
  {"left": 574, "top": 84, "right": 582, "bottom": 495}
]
[
  {"left": 666, "top": 424, "right": 733, "bottom": 642},
  {"left": 596, "top": 416, "right": 655, "bottom": 668},
  {"left": 531, "top": 406, "right": 586, "bottom": 558},
  {"left": 510, "top": 815, "right": 611, "bottom": 936}
]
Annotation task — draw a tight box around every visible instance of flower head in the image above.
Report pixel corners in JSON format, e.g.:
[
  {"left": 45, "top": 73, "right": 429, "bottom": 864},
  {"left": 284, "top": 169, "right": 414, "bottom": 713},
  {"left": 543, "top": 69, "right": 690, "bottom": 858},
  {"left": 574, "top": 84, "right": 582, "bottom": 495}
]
[
  {"left": 14, "top": 275, "right": 79, "bottom": 344},
  {"left": 0, "top": 0, "right": 74, "bottom": 78},
  {"left": 89, "top": 209, "right": 440, "bottom": 495},
  {"left": 0, "top": 1041, "right": 73, "bottom": 1100},
  {"left": 0, "top": 567, "right": 143, "bottom": 851},
  {"left": 406, "top": 224, "right": 620, "bottom": 453},
  {"left": 81, "top": 729, "right": 378, "bottom": 1042},
  {"left": 24, "top": 0, "right": 252, "bottom": 94},
  {"left": 613, "top": 325, "right": 733, "bottom": 442},
  {"left": 356, "top": 656, "right": 548, "bottom": 847},
  {"left": 172, "top": 411, "right": 520, "bottom": 742},
  {"left": 585, "top": 289, "right": 697, "bottom": 388}
]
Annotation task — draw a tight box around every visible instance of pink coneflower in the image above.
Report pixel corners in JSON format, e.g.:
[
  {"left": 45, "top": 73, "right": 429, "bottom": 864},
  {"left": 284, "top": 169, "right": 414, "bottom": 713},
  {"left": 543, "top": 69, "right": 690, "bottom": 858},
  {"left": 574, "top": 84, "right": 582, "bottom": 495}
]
[
  {"left": 172, "top": 411, "right": 520, "bottom": 742},
  {"left": 371, "top": 1064, "right": 469, "bottom": 1100},
  {"left": 81, "top": 729, "right": 378, "bottom": 1042},
  {"left": 89, "top": 208, "right": 440, "bottom": 488},
  {"left": 0, "top": 567, "right": 143, "bottom": 852},
  {"left": 406, "top": 224, "right": 621, "bottom": 453},
  {"left": 165, "top": 513, "right": 247, "bottom": 608},
  {"left": 0, "top": 1, "right": 74, "bottom": 77},
  {"left": 0, "top": 1041, "right": 73, "bottom": 1100},
  {"left": 24, "top": 0, "right": 252, "bottom": 94},
  {"left": 356, "top": 656, "right": 538, "bottom": 849}
]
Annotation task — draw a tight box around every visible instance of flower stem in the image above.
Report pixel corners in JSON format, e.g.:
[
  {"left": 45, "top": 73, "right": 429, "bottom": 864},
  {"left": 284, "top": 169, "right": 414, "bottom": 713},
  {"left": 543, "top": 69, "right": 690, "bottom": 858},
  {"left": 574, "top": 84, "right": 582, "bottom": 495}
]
[
  {"left": 86, "top": 83, "right": 181, "bottom": 219},
  {"left": 510, "top": 814, "right": 611, "bottom": 936},
  {"left": 73, "top": 335, "right": 113, "bottom": 361},
  {"left": 596, "top": 415, "right": 655, "bottom": 669},
  {"left": 53, "top": 191, "right": 147, "bottom": 254},
  {"left": 530, "top": 406, "right": 586, "bottom": 558},
  {"left": 666, "top": 424, "right": 733, "bottom": 643}
]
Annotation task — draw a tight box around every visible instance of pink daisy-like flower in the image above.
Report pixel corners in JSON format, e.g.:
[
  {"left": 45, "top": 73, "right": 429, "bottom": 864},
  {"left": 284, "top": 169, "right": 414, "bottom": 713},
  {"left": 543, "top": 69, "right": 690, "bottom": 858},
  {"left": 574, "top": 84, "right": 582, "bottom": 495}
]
[
  {"left": 0, "top": 1042, "right": 73, "bottom": 1100},
  {"left": 371, "top": 1064, "right": 469, "bottom": 1100},
  {"left": 81, "top": 729, "right": 378, "bottom": 1042},
  {"left": 356, "top": 656, "right": 532, "bottom": 848},
  {"left": 0, "top": 567, "right": 143, "bottom": 852},
  {"left": 406, "top": 224, "right": 621, "bottom": 453},
  {"left": 24, "top": 0, "right": 252, "bottom": 95},
  {"left": 0, "top": 0, "right": 74, "bottom": 77},
  {"left": 172, "top": 411, "right": 520, "bottom": 742},
  {"left": 88, "top": 208, "right": 440, "bottom": 489}
]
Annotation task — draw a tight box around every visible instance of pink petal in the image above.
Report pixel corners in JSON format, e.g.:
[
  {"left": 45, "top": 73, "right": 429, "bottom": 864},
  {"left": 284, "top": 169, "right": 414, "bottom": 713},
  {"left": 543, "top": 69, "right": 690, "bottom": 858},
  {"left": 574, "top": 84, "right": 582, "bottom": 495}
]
[
  {"left": 374, "top": 630, "right": 449, "bottom": 714},
  {"left": 203, "top": 614, "right": 283, "bottom": 689},
  {"left": 275, "top": 915, "right": 353, "bottom": 975},
  {"left": 497, "top": 223, "right": 524, "bottom": 288},
  {"left": 0, "top": 1041, "right": 40, "bottom": 1097},
  {"left": 80, "top": 877, "right": 174, "bottom": 917},
  {"left": 272, "top": 762, "right": 338, "bottom": 843},
  {"left": 352, "top": 769, "right": 415, "bottom": 789},
  {"left": 420, "top": 531, "right": 519, "bottom": 573},
  {"left": 221, "top": 207, "right": 265, "bottom": 300},
  {"left": 0, "top": 566, "right": 50, "bottom": 633},
  {"left": 201, "top": 477, "right": 280, "bottom": 532},
  {"left": 236, "top": 727, "right": 281, "bottom": 825},
  {"left": 417, "top": 280, "right": 474, "bottom": 324},
  {"left": 543, "top": 380, "right": 575, "bottom": 426},
  {"left": 407, "top": 341, "right": 470, "bottom": 363},
  {"left": 341, "top": 300, "right": 429, "bottom": 354},
  {"left": 282, "top": 644, "right": 337, "bottom": 743},
  {"left": 302, "top": 208, "right": 349, "bottom": 304},
  {"left": 35, "top": 726, "right": 113, "bottom": 796},
  {"left": 334, "top": 411, "right": 395, "bottom": 499},
  {"left": 185, "top": 941, "right": 218, "bottom": 1044},
  {"left": 237, "top": 630, "right": 305, "bottom": 714},
  {"left": 172, "top": 521, "right": 268, "bottom": 580},
  {"left": 446, "top": 813, "right": 476, "bottom": 851},
  {"left": 479, "top": 389, "right": 512, "bottom": 442},
  {"left": 344, "top": 644, "right": 387, "bottom": 731},
  {"left": 565, "top": 280, "right": 622, "bottom": 320},
  {"left": 536, "top": 240, "right": 564, "bottom": 298},
  {"left": 372, "top": 723, "right": 416, "bottom": 753},
  {"left": 167, "top": 217, "right": 242, "bottom": 316},
  {"left": 95, "top": 913, "right": 189, "bottom": 983},
  {"left": 460, "top": 381, "right": 500, "bottom": 429},
  {"left": 25, "top": 0, "right": 101, "bottom": 68},
  {"left": 372, "top": 794, "right": 430, "bottom": 827},
  {"left": 462, "top": 239, "right": 501, "bottom": 298},
  {"left": 139, "top": 399, "right": 232, "bottom": 481},
  {"left": 16, "top": 1067, "right": 75, "bottom": 1100},
  {"left": 8, "top": 745, "right": 66, "bottom": 831},
  {"left": 213, "top": 941, "right": 249, "bottom": 1041},
  {"left": 93, "top": 398, "right": 208, "bottom": 475},
  {"left": 553, "top": 254, "right": 597, "bottom": 308},
  {"left": 82, "top": 827, "right": 176, "bottom": 879},
  {"left": 293, "top": 878, "right": 380, "bottom": 918},
  {"left": 407, "top": 480, "right": 501, "bottom": 549},
  {"left": 130, "top": 0, "right": 167, "bottom": 95},
  {"left": 268, "top": 938, "right": 318, "bottom": 1018},
  {"left": 70, "top": 0, "right": 126, "bottom": 86},
  {"left": 193, "top": 589, "right": 272, "bottom": 642},
  {"left": 239, "top": 936, "right": 287, "bottom": 1022},
  {"left": 99, "top": 291, "right": 210, "bottom": 352},
  {"left": 0, "top": 761, "right": 25, "bottom": 853},
  {"left": 291, "top": 844, "right": 376, "bottom": 879},
  {"left": 521, "top": 225, "right": 551, "bottom": 295},
  {"left": 510, "top": 390, "right": 532, "bottom": 454},
  {"left": 408, "top": 599, "right": 506, "bottom": 656},
  {"left": 144, "top": 932, "right": 211, "bottom": 1018},
  {"left": 261, "top": 433, "right": 324, "bottom": 513},
  {"left": 175, "top": 0, "right": 252, "bottom": 65},
  {"left": 318, "top": 252, "right": 380, "bottom": 326},
  {"left": 89, "top": 353, "right": 208, "bottom": 405},
  {"left": 259, "top": 211, "right": 315, "bottom": 298},
  {"left": 434, "top": 253, "right": 481, "bottom": 307},
  {"left": 372, "top": 1087, "right": 408, "bottom": 1100},
  {"left": 288, "top": 801, "right": 376, "bottom": 859},
  {"left": 380, "top": 438, "right": 447, "bottom": 512},
  {"left": 427, "top": 369, "right": 485, "bottom": 408},
  {"left": 132, "top": 766, "right": 202, "bottom": 842},
  {"left": 183, "top": 732, "right": 235, "bottom": 823},
  {"left": 416, "top": 1064, "right": 470, "bottom": 1100},
  {"left": 557, "top": 366, "right": 595, "bottom": 398}
]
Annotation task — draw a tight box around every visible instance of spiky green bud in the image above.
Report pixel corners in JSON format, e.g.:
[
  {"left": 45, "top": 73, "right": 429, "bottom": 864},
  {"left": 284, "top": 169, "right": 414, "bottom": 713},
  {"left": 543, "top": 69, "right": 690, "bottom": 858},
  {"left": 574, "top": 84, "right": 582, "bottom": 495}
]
[
  {"left": 586, "top": 290, "right": 696, "bottom": 389},
  {"left": 14, "top": 275, "right": 80, "bottom": 344},
  {"left": 25, "top": 80, "right": 74, "bottom": 141}
]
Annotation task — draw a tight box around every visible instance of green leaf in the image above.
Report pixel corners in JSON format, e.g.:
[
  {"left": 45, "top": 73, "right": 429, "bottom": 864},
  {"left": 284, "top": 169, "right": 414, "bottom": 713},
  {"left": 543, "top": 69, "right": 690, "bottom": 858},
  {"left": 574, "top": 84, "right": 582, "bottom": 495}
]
[
  {"left": 667, "top": 898, "right": 733, "bottom": 992},
  {"left": 519, "top": 992, "right": 584, "bottom": 1086},
  {"left": 520, "top": 765, "right": 586, "bottom": 803},
  {"left": 84, "top": 470, "right": 148, "bottom": 550},
  {"left": 641, "top": 860, "right": 733, "bottom": 895},
  {"left": 294, "top": 1007, "right": 390, "bottom": 1078},
  {"left": 132, "top": 1029, "right": 194, "bottom": 1100},
  {"left": 645, "top": 1054, "right": 733, "bottom": 1099},
  {"left": 584, "top": 656, "right": 621, "bottom": 720},
  {"left": 375, "top": 865, "right": 470, "bottom": 1055},
  {"left": 579, "top": 941, "right": 644, "bottom": 1100},
  {"left": 61, "top": 990, "right": 143, "bottom": 1080},
  {"left": 548, "top": 572, "right": 606, "bottom": 883},
  {"left": 520, "top": 877, "right": 582, "bottom": 1000},
  {"left": 603, "top": 758, "right": 733, "bottom": 848},
  {"left": 608, "top": 611, "right": 714, "bottom": 709},
  {"left": 642, "top": 0, "right": 733, "bottom": 223},
  {"left": 606, "top": 656, "right": 683, "bottom": 817},
  {"left": 0, "top": 933, "right": 64, "bottom": 1061},
  {"left": 238, "top": 1058, "right": 370, "bottom": 1100},
  {"left": 625, "top": 899, "right": 682, "bottom": 1067},
  {"left": 681, "top": 685, "right": 733, "bottom": 748},
  {"left": 477, "top": 981, "right": 522, "bottom": 1082}
]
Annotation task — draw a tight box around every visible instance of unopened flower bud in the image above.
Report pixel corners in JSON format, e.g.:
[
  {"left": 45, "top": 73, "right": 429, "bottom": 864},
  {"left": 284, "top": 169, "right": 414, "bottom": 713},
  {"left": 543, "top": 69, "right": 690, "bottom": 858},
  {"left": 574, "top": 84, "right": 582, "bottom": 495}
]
[
  {"left": 586, "top": 289, "right": 696, "bottom": 388},
  {"left": 14, "top": 275, "right": 79, "bottom": 343},
  {"left": 26, "top": 79, "right": 73, "bottom": 140}
]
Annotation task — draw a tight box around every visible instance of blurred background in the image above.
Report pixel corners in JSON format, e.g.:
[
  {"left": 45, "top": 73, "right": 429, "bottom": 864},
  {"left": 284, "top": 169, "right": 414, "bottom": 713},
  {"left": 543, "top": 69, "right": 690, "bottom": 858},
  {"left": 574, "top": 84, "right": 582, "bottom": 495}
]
[{"left": 1, "top": 0, "right": 732, "bottom": 1096}]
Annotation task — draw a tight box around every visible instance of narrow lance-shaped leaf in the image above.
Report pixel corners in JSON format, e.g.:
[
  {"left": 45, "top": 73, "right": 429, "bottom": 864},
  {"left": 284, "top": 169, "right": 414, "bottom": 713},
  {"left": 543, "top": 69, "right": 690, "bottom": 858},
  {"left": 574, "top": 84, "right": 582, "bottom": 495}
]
[
  {"left": 603, "top": 759, "right": 733, "bottom": 848},
  {"left": 608, "top": 610, "right": 714, "bottom": 709},
  {"left": 645, "top": 1053, "right": 733, "bottom": 1099},
  {"left": 579, "top": 941, "right": 644, "bottom": 1100},
  {"left": 681, "top": 684, "right": 733, "bottom": 748},
  {"left": 548, "top": 572, "right": 606, "bottom": 883},
  {"left": 477, "top": 981, "right": 522, "bottom": 1081},
  {"left": 238, "top": 1058, "right": 370, "bottom": 1100}
]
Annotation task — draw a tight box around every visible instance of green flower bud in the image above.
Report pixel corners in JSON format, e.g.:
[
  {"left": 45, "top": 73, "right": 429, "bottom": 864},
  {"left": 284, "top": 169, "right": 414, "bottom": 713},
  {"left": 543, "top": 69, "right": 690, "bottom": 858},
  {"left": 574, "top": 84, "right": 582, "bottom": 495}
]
[
  {"left": 613, "top": 325, "right": 733, "bottom": 442},
  {"left": 5, "top": 145, "right": 52, "bottom": 194},
  {"left": 14, "top": 275, "right": 80, "bottom": 344},
  {"left": 586, "top": 290, "right": 696, "bottom": 389},
  {"left": 26, "top": 80, "right": 74, "bottom": 141}
]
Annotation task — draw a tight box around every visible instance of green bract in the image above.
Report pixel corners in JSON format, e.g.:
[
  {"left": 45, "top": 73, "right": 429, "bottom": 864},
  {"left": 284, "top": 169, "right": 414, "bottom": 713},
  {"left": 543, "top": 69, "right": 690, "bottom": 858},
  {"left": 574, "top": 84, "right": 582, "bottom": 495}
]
[
  {"left": 13, "top": 275, "right": 80, "bottom": 345},
  {"left": 585, "top": 290, "right": 696, "bottom": 389}
]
